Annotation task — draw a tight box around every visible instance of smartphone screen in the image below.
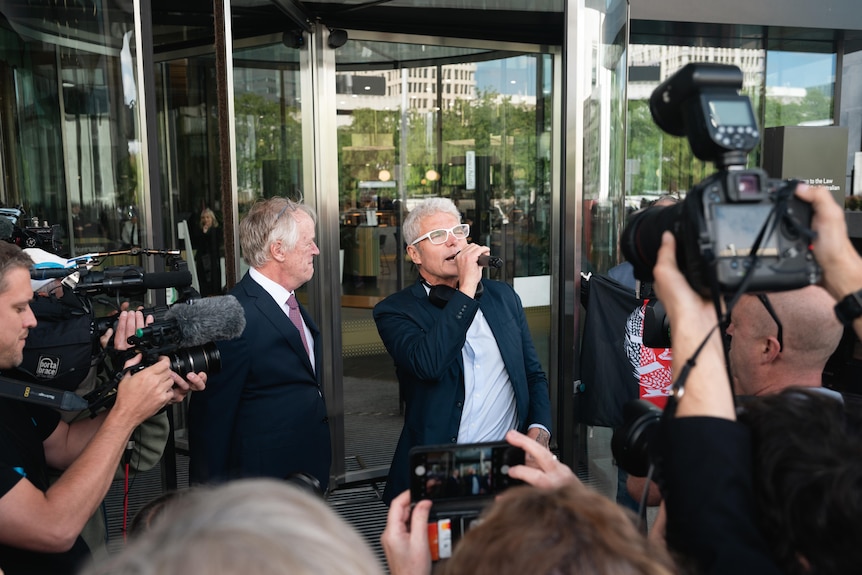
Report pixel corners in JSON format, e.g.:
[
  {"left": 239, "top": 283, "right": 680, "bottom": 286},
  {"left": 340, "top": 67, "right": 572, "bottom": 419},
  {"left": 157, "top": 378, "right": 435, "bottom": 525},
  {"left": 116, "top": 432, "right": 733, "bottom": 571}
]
[{"left": 409, "top": 441, "right": 525, "bottom": 503}]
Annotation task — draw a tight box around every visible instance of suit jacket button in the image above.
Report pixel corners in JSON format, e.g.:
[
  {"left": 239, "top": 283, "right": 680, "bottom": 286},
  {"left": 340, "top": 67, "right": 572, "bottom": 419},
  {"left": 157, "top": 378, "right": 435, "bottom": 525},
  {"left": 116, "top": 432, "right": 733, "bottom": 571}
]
[
  {"left": 456, "top": 401, "right": 463, "bottom": 408},
  {"left": 450, "top": 437, "right": 457, "bottom": 443},
  {"left": 322, "top": 417, "right": 329, "bottom": 424}
]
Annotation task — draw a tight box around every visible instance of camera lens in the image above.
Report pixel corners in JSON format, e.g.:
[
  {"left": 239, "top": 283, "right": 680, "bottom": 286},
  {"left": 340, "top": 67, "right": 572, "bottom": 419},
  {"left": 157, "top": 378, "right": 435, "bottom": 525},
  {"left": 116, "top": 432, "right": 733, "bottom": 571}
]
[
  {"left": 620, "top": 204, "right": 684, "bottom": 283},
  {"left": 167, "top": 341, "right": 221, "bottom": 375}
]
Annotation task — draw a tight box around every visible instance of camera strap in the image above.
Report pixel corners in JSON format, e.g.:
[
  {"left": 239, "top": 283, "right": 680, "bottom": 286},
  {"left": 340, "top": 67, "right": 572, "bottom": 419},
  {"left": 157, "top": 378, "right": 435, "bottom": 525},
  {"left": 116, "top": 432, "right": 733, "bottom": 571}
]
[{"left": 668, "top": 323, "right": 720, "bottom": 402}]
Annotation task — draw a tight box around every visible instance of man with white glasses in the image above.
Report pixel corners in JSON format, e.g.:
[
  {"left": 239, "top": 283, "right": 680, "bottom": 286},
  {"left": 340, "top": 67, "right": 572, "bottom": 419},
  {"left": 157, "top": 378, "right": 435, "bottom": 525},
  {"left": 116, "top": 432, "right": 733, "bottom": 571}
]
[{"left": 374, "top": 197, "right": 552, "bottom": 504}]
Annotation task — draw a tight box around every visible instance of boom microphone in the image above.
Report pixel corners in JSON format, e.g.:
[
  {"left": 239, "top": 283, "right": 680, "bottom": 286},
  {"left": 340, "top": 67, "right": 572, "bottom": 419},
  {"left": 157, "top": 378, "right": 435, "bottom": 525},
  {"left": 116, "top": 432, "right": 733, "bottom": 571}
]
[
  {"left": 158, "top": 295, "right": 247, "bottom": 347},
  {"left": 75, "top": 268, "right": 193, "bottom": 294},
  {"left": 477, "top": 254, "right": 503, "bottom": 269},
  {"left": 141, "top": 271, "right": 193, "bottom": 290}
]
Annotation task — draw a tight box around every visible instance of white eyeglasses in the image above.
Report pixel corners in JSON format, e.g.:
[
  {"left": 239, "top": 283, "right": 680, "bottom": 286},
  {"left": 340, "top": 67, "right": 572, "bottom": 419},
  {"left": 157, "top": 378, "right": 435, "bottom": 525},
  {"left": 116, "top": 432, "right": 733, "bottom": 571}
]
[{"left": 411, "top": 224, "right": 470, "bottom": 245}]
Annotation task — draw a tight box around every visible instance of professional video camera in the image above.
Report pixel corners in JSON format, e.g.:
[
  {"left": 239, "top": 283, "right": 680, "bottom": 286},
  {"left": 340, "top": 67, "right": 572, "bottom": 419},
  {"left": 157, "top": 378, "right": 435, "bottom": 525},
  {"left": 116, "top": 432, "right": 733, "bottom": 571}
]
[
  {"left": 620, "top": 63, "right": 820, "bottom": 297},
  {"left": 14, "top": 247, "right": 244, "bottom": 410},
  {"left": 85, "top": 294, "right": 246, "bottom": 411}
]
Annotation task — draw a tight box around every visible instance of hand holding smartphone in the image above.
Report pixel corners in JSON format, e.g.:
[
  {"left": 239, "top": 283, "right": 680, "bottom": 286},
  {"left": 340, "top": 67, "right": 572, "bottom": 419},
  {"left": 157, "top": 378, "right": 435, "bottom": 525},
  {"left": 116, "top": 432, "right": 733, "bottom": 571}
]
[
  {"left": 408, "top": 441, "right": 526, "bottom": 561},
  {"left": 409, "top": 441, "right": 525, "bottom": 503}
]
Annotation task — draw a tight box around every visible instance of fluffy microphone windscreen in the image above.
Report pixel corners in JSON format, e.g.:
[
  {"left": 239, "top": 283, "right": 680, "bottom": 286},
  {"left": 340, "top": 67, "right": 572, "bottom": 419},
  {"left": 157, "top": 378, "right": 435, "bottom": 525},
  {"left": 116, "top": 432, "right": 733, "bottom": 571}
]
[{"left": 164, "top": 295, "right": 246, "bottom": 347}]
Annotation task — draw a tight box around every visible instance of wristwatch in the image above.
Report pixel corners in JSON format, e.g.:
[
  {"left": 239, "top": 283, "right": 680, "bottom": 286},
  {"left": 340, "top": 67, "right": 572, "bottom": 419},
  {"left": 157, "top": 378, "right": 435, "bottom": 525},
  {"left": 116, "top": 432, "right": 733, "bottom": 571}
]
[{"left": 834, "top": 288, "right": 862, "bottom": 326}]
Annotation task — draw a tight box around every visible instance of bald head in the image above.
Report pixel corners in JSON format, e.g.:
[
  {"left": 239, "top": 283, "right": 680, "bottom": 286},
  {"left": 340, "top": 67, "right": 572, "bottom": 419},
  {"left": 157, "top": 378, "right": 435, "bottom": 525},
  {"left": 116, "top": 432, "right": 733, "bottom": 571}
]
[{"left": 728, "top": 285, "right": 843, "bottom": 396}]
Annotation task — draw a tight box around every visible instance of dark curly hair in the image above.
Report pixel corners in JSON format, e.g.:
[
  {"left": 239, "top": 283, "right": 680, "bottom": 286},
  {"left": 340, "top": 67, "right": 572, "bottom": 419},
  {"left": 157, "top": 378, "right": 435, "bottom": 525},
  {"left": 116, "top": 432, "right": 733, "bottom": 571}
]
[{"left": 737, "top": 388, "right": 862, "bottom": 575}]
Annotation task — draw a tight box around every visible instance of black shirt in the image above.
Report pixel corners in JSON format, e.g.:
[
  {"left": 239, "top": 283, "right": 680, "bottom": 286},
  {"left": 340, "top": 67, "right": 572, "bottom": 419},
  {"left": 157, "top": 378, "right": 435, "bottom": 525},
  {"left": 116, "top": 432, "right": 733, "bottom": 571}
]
[{"left": 0, "top": 398, "right": 90, "bottom": 575}]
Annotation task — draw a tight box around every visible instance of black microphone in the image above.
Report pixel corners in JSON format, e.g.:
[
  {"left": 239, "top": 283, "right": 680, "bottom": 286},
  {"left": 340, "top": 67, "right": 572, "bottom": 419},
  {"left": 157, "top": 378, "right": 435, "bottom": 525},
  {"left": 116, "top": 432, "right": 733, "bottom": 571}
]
[
  {"left": 31, "top": 267, "right": 77, "bottom": 280},
  {"left": 141, "top": 271, "right": 193, "bottom": 290},
  {"left": 75, "top": 269, "right": 192, "bottom": 294},
  {"left": 477, "top": 255, "right": 503, "bottom": 269},
  {"left": 158, "top": 295, "right": 247, "bottom": 347}
]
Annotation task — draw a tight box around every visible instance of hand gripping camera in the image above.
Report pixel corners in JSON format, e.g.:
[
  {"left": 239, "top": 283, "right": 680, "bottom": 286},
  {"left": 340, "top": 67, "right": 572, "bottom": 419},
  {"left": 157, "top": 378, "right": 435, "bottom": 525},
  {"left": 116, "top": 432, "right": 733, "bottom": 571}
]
[{"left": 621, "top": 63, "right": 820, "bottom": 297}]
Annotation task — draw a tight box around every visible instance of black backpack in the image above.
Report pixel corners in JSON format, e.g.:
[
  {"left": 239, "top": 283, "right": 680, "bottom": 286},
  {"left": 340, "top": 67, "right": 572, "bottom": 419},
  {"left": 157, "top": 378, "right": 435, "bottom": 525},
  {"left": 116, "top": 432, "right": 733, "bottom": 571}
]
[{"left": 13, "top": 286, "right": 100, "bottom": 392}]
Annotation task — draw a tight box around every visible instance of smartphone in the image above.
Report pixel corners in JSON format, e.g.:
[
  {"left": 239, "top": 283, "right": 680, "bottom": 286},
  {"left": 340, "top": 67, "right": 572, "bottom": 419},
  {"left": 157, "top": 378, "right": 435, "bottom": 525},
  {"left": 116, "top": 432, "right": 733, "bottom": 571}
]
[{"left": 409, "top": 441, "right": 525, "bottom": 503}]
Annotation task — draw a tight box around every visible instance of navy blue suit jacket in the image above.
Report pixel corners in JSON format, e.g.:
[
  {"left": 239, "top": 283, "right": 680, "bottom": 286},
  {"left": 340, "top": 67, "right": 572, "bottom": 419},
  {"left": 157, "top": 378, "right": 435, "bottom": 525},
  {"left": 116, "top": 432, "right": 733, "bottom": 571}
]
[
  {"left": 188, "top": 273, "right": 332, "bottom": 490},
  {"left": 374, "top": 278, "right": 552, "bottom": 504}
]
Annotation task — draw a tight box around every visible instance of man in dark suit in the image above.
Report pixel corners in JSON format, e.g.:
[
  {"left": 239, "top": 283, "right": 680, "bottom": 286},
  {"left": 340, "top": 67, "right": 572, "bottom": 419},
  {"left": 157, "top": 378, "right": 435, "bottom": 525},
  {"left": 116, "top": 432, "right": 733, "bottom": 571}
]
[
  {"left": 188, "top": 197, "right": 331, "bottom": 491},
  {"left": 374, "top": 197, "right": 552, "bottom": 504}
]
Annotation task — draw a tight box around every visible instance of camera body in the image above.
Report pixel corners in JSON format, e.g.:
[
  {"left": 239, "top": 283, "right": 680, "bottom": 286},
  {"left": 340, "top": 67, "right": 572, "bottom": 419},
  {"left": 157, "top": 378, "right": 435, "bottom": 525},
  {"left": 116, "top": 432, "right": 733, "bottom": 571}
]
[{"left": 622, "top": 63, "right": 820, "bottom": 296}]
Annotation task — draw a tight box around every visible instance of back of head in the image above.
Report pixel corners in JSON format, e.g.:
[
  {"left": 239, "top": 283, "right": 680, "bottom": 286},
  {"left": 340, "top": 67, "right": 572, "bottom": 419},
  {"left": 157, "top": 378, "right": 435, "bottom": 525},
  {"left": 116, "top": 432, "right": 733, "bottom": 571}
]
[
  {"left": 239, "top": 197, "right": 316, "bottom": 268},
  {"left": 738, "top": 388, "right": 862, "bottom": 575},
  {"left": 83, "top": 479, "right": 383, "bottom": 575},
  {"left": 768, "top": 285, "right": 843, "bottom": 370},
  {"left": 402, "top": 197, "right": 461, "bottom": 245},
  {"left": 0, "top": 242, "right": 33, "bottom": 293},
  {"left": 439, "top": 482, "right": 675, "bottom": 575}
]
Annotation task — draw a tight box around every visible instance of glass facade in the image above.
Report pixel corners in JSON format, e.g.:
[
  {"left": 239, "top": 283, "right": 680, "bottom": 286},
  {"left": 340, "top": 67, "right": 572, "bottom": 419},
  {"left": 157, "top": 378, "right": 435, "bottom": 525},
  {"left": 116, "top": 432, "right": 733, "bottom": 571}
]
[
  {"left": 0, "top": 1, "right": 146, "bottom": 261},
  {"left": 624, "top": 23, "right": 859, "bottom": 217},
  {"left": 1, "top": 0, "right": 861, "bottom": 502}
]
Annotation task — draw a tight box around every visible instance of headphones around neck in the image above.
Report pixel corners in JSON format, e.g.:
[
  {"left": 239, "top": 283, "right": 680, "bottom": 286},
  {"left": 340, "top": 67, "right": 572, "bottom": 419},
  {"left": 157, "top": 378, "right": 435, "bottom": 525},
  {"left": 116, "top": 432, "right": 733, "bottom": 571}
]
[{"left": 420, "top": 276, "right": 484, "bottom": 309}]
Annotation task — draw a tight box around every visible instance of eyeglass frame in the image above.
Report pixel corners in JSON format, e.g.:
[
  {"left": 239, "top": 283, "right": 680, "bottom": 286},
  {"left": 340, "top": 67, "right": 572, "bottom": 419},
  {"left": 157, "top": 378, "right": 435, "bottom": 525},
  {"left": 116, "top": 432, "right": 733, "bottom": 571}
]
[
  {"left": 756, "top": 293, "right": 784, "bottom": 353},
  {"left": 410, "top": 224, "right": 470, "bottom": 246}
]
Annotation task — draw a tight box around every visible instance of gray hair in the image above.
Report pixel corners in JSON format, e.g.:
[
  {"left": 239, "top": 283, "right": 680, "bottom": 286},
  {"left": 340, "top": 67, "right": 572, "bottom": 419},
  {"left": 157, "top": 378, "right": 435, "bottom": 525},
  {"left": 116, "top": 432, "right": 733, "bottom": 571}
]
[
  {"left": 239, "top": 197, "right": 317, "bottom": 268},
  {"left": 0, "top": 242, "right": 33, "bottom": 294},
  {"left": 82, "top": 479, "right": 384, "bottom": 575},
  {"left": 402, "top": 197, "right": 462, "bottom": 245}
]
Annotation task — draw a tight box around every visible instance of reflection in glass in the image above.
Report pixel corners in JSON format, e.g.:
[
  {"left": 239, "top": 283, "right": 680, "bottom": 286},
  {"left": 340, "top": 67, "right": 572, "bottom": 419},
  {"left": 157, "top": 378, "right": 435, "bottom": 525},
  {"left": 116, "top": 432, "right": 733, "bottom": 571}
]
[
  {"left": 582, "top": 0, "right": 629, "bottom": 275},
  {"left": 0, "top": 2, "right": 144, "bottom": 259}
]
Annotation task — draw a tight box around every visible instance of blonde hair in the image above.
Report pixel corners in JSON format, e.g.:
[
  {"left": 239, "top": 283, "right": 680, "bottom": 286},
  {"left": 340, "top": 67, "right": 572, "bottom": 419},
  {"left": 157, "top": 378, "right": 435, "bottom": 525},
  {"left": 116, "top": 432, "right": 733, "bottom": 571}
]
[
  {"left": 82, "top": 479, "right": 383, "bottom": 575},
  {"left": 200, "top": 208, "right": 219, "bottom": 228}
]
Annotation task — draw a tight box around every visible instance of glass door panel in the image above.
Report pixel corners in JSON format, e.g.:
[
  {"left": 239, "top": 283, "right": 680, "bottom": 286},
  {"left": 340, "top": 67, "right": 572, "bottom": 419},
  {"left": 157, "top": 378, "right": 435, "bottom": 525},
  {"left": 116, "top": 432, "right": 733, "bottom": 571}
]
[
  {"left": 335, "top": 38, "right": 554, "bottom": 481},
  {"left": 155, "top": 40, "right": 303, "bottom": 296}
]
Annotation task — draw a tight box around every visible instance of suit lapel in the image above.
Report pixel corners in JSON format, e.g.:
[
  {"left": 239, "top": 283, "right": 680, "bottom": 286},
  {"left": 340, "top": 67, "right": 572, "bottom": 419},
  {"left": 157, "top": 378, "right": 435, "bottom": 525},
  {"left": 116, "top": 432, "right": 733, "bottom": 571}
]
[{"left": 240, "top": 274, "right": 315, "bottom": 371}]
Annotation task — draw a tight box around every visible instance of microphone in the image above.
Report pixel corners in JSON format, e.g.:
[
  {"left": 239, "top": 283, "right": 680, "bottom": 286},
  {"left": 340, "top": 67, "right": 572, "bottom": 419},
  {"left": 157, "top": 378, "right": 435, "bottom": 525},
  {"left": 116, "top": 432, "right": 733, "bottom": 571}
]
[
  {"left": 75, "top": 268, "right": 193, "bottom": 294},
  {"left": 31, "top": 267, "right": 77, "bottom": 280},
  {"left": 477, "top": 255, "right": 503, "bottom": 269},
  {"left": 157, "top": 295, "right": 247, "bottom": 347},
  {"left": 141, "top": 271, "right": 193, "bottom": 290}
]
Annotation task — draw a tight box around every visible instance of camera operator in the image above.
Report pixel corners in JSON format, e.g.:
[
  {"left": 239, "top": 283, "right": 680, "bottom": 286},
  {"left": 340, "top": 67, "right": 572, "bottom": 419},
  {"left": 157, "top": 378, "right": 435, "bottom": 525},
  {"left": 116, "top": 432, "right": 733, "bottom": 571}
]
[
  {"left": 647, "top": 183, "right": 862, "bottom": 574},
  {"left": 0, "top": 242, "right": 206, "bottom": 575}
]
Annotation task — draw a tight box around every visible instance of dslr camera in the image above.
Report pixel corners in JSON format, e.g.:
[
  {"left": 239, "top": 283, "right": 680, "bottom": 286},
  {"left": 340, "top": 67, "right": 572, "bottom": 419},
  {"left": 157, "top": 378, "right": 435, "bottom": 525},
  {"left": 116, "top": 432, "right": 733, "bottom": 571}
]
[{"left": 621, "top": 63, "right": 820, "bottom": 297}]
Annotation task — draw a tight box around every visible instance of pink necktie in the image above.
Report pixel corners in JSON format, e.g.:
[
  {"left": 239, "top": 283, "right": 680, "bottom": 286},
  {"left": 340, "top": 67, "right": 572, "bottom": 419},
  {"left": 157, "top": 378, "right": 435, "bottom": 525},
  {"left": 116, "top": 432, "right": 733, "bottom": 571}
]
[{"left": 287, "top": 293, "right": 310, "bottom": 357}]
